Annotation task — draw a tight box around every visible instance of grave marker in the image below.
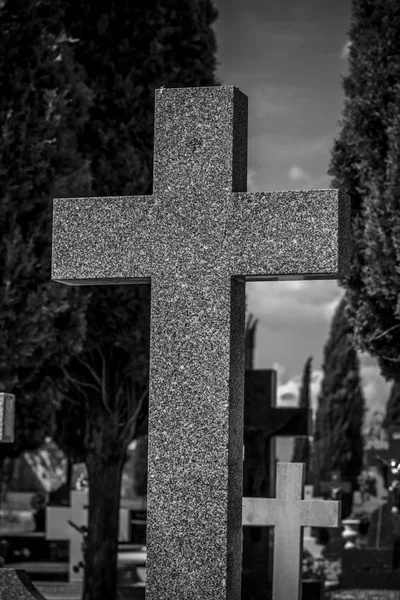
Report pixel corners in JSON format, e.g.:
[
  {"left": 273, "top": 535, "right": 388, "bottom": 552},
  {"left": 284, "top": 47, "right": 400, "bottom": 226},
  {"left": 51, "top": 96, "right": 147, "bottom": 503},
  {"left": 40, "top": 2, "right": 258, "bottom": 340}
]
[
  {"left": 0, "top": 393, "right": 47, "bottom": 599},
  {"left": 243, "top": 369, "right": 311, "bottom": 597},
  {"left": 0, "top": 393, "right": 15, "bottom": 443},
  {"left": 243, "top": 462, "right": 340, "bottom": 600},
  {"left": 52, "top": 86, "right": 351, "bottom": 600},
  {"left": 46, "top": 490, "right": 130, "bottom": 582}
]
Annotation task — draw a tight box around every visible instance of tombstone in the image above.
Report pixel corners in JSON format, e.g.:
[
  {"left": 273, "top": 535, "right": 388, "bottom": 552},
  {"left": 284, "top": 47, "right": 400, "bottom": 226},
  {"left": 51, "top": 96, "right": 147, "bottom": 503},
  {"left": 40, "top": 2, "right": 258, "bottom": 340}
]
[
  {"left": 46, "top": 489, "right": 130, "bottom": 582},
  {"left": 243, "top": 369, "right": 311, "bottom": 598},
  {"left": 243, "top": 462, "right": 340, "bottom": 600},
  {"left": 0, "top": 392, "right": 15, "bottom": 442},
  {"left": 52, "top": 85, "right": 351, "bottom": 600},
  {"left": 0, "top": 393, "right": 48, "bottom": 599}
]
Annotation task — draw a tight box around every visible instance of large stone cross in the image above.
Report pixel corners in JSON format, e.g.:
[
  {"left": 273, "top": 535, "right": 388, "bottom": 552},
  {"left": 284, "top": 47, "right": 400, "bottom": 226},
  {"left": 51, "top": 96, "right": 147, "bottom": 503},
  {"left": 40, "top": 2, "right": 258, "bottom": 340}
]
[
  {"left": 243, "top": 462, "right": 340, "bottom": 600},
  {"left": 52, "top": 86, "right": 351, "bottom": 600}
]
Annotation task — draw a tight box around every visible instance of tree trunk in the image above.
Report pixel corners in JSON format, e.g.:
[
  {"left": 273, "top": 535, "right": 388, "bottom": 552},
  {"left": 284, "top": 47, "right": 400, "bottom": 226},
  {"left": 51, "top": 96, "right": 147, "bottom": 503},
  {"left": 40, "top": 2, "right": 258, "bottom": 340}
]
[{"left": 82, "top": 447, "right": 125, "bottom": 600}]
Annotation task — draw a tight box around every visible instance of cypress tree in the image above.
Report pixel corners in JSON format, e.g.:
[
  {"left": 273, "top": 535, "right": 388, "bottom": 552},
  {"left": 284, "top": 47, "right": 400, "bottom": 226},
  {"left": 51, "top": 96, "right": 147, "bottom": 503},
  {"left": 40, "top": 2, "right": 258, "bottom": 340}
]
[
  {"left": 313, "top": 297, "right": 365, "bottom": 517},
  {"left": 0, "top": 0, "right": 90, "bottom": 459},
  {"left": 329, "top": 0, "right": 400, "bottom": 385}
]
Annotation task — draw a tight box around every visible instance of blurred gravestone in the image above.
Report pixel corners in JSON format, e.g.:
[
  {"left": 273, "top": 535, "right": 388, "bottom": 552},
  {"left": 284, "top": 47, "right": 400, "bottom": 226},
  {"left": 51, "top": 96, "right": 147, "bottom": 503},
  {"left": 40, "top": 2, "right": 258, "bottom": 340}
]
[
  {"left": 242, "top": 369, "right": 311, "bottom": 599},
  {"left": 243, "top": 462, "right": 340, "bottom": 600},
  {"left": 0, "top": 392, "right": 48, "bottom": 599}
]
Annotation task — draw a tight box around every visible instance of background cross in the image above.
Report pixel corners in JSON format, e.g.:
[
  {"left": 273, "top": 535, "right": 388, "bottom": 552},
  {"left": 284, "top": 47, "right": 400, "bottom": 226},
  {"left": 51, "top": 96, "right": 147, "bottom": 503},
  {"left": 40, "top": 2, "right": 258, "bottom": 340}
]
[
  {"left": 243, "top": 462, "right": 340, "bottom": 600},
  {"left": 46, "top": 490, "right": 130, "bottom": 582},
  {"left": 52, "top": 86, "right": 351, "bottom": 600},
  {"left": 243, "top": 369, "right": 311, "bottom": 596}
]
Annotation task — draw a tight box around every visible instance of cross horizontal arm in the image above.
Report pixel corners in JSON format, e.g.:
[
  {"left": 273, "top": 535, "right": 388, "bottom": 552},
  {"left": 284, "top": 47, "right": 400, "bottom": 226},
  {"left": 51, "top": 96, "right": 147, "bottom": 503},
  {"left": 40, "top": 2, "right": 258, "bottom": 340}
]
[
  {"left": 265, "top": 407, "right": 311, "bottom": 438},
  {"left": 297, "top": 499, "right": 341, "bottom": 527},
  {"left": 52, "top": 196, "right": 155, "bottom": 284},
  {"left": 242, "top": 497, "right": 279, "bottom": 526},
  {"left": 227, "top": 189, "right": 351, "bottom": 280}
]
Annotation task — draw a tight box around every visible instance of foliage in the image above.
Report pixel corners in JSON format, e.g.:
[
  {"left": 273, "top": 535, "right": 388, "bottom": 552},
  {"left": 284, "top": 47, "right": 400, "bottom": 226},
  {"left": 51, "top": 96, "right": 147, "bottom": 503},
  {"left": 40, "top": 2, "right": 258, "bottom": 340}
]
[
  {"left": 383, "top": 380, "right": 400, "bottom": 429},
  {"left": 51, "top": 2, "right": 220, "bottom": 599},
  {"left": 1, "top": 1, "right": 220, "bottom": 597},
  {"left": 328, "top": 0, "right": 400, "bottom": 382},
  {"left": 0, "top": 0, "right": 91, "bottom": 456},
  {"left": 313, "top": 297, "right": 365, "bottom": 502}
]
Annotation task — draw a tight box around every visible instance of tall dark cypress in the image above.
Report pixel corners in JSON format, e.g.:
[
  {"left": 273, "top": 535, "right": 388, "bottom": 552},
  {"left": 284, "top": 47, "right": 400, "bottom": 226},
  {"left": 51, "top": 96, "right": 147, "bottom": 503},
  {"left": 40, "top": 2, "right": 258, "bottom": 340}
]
[{"left": 312, "top": 297, "right": 365, "bottom": 516}]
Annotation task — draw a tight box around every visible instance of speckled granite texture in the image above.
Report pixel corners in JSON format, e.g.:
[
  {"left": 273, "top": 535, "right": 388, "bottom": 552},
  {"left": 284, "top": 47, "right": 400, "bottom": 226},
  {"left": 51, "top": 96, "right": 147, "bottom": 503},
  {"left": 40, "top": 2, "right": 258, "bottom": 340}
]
[
  {"left": 0, "top": 569, "right": 47, "bottom": 599},
  {"left": 51, "top": 86, "right": 352, "bottom": 600},
  {"left": 0, "top": 393, "right": 14, "bottom": 443}
]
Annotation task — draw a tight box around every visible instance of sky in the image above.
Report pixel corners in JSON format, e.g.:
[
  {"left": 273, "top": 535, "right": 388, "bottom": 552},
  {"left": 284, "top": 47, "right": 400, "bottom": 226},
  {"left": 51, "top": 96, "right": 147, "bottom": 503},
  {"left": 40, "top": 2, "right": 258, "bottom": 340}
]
[{"left": 212, "top": 0, "right": 392, "bottom": 435}]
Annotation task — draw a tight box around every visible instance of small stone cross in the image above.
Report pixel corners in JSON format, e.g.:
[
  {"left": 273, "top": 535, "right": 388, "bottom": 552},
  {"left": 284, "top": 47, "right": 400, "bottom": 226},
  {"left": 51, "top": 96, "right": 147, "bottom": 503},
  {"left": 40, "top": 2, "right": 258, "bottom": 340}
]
[
  {"left": 243, "top": 462, "right": 340, "bottom": 600},
  {"left": 52, "top": 86, "right": 351, "bottom": 600}
]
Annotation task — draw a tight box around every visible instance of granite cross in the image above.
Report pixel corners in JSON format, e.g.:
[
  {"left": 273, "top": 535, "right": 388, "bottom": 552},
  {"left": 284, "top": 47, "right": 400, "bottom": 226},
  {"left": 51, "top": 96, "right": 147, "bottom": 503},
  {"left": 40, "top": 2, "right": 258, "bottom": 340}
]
[
  {"left": 243, "top": 462, "right": 340, "bottom": 600},
  {"left": 51, "top": 85, "right": 351, "bottom": 600}
]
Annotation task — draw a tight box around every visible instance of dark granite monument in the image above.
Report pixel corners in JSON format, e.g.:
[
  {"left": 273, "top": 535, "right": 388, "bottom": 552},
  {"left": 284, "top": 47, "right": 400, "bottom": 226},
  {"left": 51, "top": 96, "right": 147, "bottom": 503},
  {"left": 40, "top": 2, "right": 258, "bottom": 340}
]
[{"left": 52, "top": 86, "right": 351, "bottom": 600}]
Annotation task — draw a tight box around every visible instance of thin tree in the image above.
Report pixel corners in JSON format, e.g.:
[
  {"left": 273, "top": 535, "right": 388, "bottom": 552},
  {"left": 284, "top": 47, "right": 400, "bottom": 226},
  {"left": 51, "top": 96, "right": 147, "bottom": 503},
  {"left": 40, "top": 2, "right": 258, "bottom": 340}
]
[{"left": 292, "top": 356, "right": 312, "bottom": 483}]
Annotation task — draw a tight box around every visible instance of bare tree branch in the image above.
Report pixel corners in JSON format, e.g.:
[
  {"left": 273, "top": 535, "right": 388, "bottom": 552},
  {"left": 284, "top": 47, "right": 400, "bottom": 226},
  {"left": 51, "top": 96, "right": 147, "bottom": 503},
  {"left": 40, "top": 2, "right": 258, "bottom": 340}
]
[
  {"left": 97, "top": 347, "right": 113, "bottom": 415},
  {"left": 369, "top": 323, "right": 400, "bottom": 342},
  {"left": 77, "top": 355, "right": 102, "bottom": 387},
  {"left": 120, "top": 386, "right": 148, "bottom": 446}
]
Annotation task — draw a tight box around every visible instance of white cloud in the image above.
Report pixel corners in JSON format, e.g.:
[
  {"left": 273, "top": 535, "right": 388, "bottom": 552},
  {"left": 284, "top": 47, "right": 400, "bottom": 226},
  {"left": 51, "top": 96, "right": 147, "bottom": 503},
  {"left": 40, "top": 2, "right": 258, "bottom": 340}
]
[
  {"left": 340, "top": 40, "right": 352, "bottom": 60},
  {"left": 323, "top": 295, "right": 343, "bottom": 320},
  {"left": 276, "top": 363, "right": 390, "bottom": 432},
  {"left": 288, "top": 165, "right": 312, "bottom": 183},
  {"left": 247, "top": 168, "right": 257, "bottom": 192},
  {"left": 256, "top": 136, "right": 330, "bottom": 162},
  {"left": 272, "top": 362, "right": 287, "bottom": 386}
]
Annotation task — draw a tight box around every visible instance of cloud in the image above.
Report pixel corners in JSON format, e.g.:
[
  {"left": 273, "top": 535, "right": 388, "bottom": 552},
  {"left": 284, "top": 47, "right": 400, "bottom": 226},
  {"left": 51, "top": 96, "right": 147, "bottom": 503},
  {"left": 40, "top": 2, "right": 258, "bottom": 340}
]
[
  {"left": 288, "top": 165, "right": 312, "bottom": 183},
  {"left": 250, "top": 84, "right": 293, "bottom": 119},
  {"left": 256, "top": 136, "right": 330, "bottom": 162},
  {"left": 340, "top": 40, "right": 351, "bottom": 59},
  {"left": 247, "top": 168, "right": 257, "bottom": 192},
  {"left": 276, "top": 362, "right": 390, "bottom": 429},
  {"left": 272, "top": 362, "right": 287, "bottom": 386}
]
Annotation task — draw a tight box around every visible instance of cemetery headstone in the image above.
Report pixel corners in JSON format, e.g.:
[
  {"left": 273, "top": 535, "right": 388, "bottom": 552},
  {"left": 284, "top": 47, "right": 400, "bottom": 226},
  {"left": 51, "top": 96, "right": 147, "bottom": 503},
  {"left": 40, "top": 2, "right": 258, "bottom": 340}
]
[
  {"left": 52, "top": 85, "right": 351, "bottom": 600},
  {"left": 243, "top": 462, "right": 340, "bottom": 600},
  {"left": 0, "top": 392, "right": 15, "bottom": 442},
  {"left": 243, "top": 368, "right": 311, "bottom": 598},
  {"left": 0, "top": 392, "right": 48, "bottom": 599},
  {"left": 46, "top": 489, "right": 130, "bottom": 582}
]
